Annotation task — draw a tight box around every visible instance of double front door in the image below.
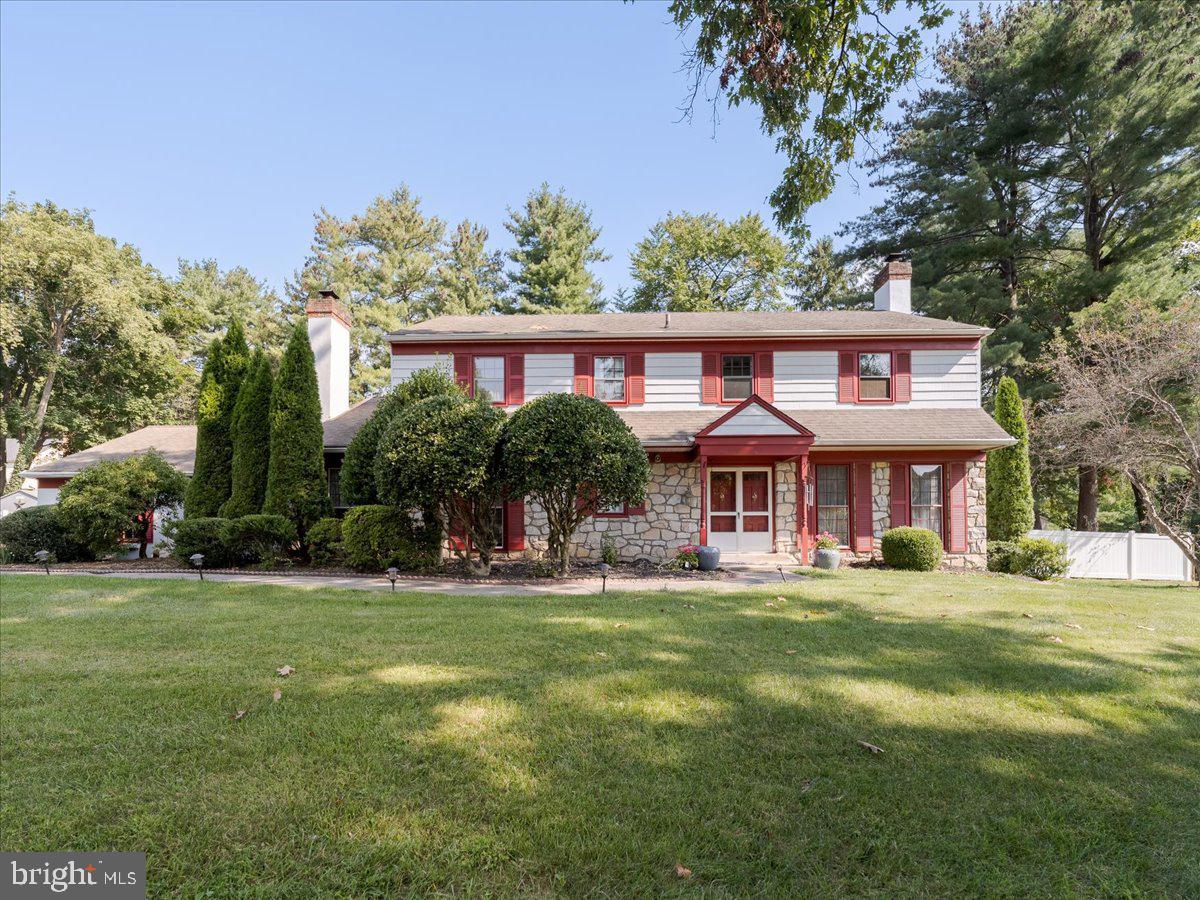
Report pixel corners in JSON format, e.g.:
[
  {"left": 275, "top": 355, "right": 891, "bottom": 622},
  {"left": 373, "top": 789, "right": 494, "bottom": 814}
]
[{"left": 707, "top": 467, "right": 772, "bottom": 552}]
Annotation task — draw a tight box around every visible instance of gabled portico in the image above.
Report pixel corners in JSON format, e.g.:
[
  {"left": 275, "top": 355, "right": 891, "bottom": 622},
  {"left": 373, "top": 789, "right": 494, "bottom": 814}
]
[{"left": 694, "top": 395, "right": 814, "bottom": 557}]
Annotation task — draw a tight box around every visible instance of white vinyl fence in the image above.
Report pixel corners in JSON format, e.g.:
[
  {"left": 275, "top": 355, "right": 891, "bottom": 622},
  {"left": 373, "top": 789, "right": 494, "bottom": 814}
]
[{"left": 1030, "top": 529, "right": 1194, "bottom": 582}]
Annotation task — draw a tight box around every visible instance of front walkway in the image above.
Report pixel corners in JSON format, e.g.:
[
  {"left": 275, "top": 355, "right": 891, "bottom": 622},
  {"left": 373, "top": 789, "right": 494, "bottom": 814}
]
[{"left": 19, "top": 566, "right": 802, "bottom": 596}]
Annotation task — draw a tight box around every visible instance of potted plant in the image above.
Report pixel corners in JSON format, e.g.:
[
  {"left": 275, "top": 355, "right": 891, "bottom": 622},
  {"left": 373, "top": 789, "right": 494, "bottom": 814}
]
[
  {"left": 672, "top": 544, "right": 700, "bottom": 571},
  {"left": 813, "top": 532, "right": 841, "bottom": 570}
]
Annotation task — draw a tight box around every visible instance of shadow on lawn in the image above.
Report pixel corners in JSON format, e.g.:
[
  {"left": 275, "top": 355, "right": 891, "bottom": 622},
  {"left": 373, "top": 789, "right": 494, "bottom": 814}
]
[{"left": 5, "top": 579, "right": 1198, "bottom": 895}]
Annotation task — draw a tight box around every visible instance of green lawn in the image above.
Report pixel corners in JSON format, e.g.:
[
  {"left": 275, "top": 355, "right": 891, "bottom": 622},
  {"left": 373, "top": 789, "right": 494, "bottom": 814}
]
[{"left": 1, "top": 572, "right": 1197, "bottom": 897}]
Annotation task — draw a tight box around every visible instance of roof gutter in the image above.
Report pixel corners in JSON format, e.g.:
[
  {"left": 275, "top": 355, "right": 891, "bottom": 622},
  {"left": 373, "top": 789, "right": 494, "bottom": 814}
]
[{"left": 387, "top": 327, "right": 991, "bottom": 343}]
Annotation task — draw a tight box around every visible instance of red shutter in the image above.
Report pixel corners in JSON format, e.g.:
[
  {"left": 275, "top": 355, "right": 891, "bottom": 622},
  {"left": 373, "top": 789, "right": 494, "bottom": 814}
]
[
  {"left": 574, "top": 353, "right": 592, "bottom": 396},
  {"left": 754, "top": 351, "right": 774, "bottom": 401},
  {"left": 628, "top": 353, "right": 645, "bottom": 404},
  {"left": 947, "top": 462, "right": 968, "bottom": 552},
  {"left": 454, "top": 353, "right": 473, "bottom": 394},
  {"left": 838, "top": 351, "right": 856, "bottom": 403},
  {"left": 701, "top": 352, "right": 720, "bottom": 404},
  {"left": 504, "top": 498, "right": 525, "bottom": 551},
  {"left": 894, "top": 351, "right": 912, "bottom": 403},
  {"left": 889, "top": 463, "right": 909, "bottom": 529},
  {"left": 853, "top": 462, "right": 874, "bottom": 552},
  {"left": 505, "top": 353, "right": 524, "bottom": 406}
]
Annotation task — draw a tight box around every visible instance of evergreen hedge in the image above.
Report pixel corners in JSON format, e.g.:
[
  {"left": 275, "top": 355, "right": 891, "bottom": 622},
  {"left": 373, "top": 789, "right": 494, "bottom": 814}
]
[
  {"left": 341, "top": 505, "right": 442, "bottom": 572},
  {"left": 167, "top": 517, "right": 232, "bottom": 567},
  {"left": 0, "top": 506, "right": 93, "bottom": 564},
  {"left": 881, "top": 527, "right": 944, "bottom": 571},
  {"left": 306, "top": 517, "right": 344, "bottom": 567},
  {"left": 218, "top": 514, "right": 296, "bottom": 567},
  {"left": 184, "top": 321, "right": 250, "bottom": 517},
  {"left": 263, "top": 322, "right": 331, "bottom": 540},
  {"left": 340, "top": 367, "right": 462, "bottom": 507},
  {"left": 221, "top": 350, "right": 274, "bottom": 518},
  {"left": 987, "top": 376, "right": 1034, "bottom": 541}
]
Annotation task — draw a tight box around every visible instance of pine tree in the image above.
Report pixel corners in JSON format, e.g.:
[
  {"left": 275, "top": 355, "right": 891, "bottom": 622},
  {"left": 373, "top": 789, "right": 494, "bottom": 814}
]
[
  {"left": 428, "top": 221, "right": 506, "bottom": 316},
  {"left": 263, "top": 323, "right": 331, "bottom": 539},
  {"left": 184, "top": 320, "right": 250, "bottom": 517},
  {"left": 502, "top": 184, "right": 608, "bottom": 314},
  {"left": 220, "top": 350, "right": 274, "bottom": 518},
  {"left": 987, "top": 376, "right": 1034, "bottom": 541}
]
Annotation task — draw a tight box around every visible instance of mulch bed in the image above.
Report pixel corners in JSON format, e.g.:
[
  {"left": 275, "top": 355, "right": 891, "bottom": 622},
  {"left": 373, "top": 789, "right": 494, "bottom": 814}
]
[{"left": 0, "top": 556, "right": 733, "bottom": 584}]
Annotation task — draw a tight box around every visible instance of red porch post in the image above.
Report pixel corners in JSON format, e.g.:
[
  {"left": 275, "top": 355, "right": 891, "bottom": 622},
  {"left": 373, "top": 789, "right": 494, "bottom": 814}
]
[
  {"left": 798, "top": 453, "right": 810, "bottom": 562},
  {"left": 699, "top": 453, "right": 708, "bottom": 545}
]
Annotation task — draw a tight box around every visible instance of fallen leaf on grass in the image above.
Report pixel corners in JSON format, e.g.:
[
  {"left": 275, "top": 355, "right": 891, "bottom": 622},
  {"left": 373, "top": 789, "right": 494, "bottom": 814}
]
[
  {"left": 674, "top": 864, "right": 692, "bottom": 879},
  {"left": 230, "top": 710, "right": 247, "bottom": 723},
  {"left": 1141, "top": 666, "right": 1153, "bottom": 673},
  {"left": 595, "top": 651, "right": 608, "bottom": 658},
  {"left": 613, "top": 623, "right": 626, "bottom": 629},
  {"left": 276, "top": 665, "right": 295, "bottom": 677},
  {"left": 1065, "top": 623, "right": 1082, "bottom": 630},
  {"left": 1136, "top": 625, "right": 1156, "bottom": 632},
  {"left": 684, "top": 603, "right": 696, "bottom": 610},
  {"left": 774, "top": 595, "right": 787, "bottom": 603},
  {"left": 800, "top": 778, "right": 815, "bottom": 792},
  {"left": 764, "top": 601, "right": 776, "bottom": 608},
  {"left": 1021, "top": 613, "right": 1034, "bottom": 619},
  {"left": 856, "top": 740, "right": 884, "bottom": 754},
  {"left": 785, "top": 649, "right": 798, "bottom": 655},
  {"left": 870, "top": 615, "right": 881, "bottom": 621},
  {"left": 1048, "top": 635, "right": 1064, "bottom": 644},
  {"left": 272, "top": 689, "right": 282, "bottom": 702}
]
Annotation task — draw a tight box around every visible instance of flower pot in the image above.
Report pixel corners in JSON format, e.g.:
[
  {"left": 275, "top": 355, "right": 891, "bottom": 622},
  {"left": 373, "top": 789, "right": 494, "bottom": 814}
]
[
  {"left": 696, "top": 545, "right": 721, "bottom": 572},
  {"left": 814, "top": 548, "right": 841, "bottom": 570}
]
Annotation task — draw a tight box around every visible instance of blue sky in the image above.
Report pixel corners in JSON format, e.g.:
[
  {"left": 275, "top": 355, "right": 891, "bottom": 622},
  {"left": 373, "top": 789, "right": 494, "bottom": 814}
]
[{"left": 1, "top": 0, "right": 958, "bottom": 300}]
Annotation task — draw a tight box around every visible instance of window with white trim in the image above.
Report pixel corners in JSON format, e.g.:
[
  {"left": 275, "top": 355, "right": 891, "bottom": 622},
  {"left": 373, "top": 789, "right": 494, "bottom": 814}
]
[
  {"left": 473, "top": 356, "right": 505, "bottom": 402},
  {"left": 816, "top": 465, "right": 850, "bottom": 545},
  {"left": 858, "top": 353, "right": 891, "bottom": 400},
  {"left": 593, "top": 356, "right": 625, "bottom": 402},
  {"left": 722, "top": 354, "right": 753, "bottom": 401},
  {"left": 910, "top": 465, "right": 943, "bottom": 538}
]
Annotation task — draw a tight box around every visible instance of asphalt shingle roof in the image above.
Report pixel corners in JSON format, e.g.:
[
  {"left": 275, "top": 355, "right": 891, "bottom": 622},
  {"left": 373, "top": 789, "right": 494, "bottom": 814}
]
[
  {"left": 24, "top": 426, "right": 198, "bottom": 477},
  {"left": 388, "top": 310, "right": 988, "bottom": 342}
]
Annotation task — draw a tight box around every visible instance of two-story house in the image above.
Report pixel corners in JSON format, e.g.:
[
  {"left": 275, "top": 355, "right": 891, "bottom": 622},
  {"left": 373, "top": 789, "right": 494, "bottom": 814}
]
[{"left": 315, "top": 258, "right": 1014, "bottom": 568}]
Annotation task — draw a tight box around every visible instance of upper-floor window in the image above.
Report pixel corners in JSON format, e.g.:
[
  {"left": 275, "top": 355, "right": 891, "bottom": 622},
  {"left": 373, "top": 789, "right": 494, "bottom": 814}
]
[
  {"left": 594, "top": 355, "right": 626, "bottom": 402},
  {"left": 910, "top": 464, "right": 943, "bottom": 538},
  {"left": 858, "top": 353, "right": 891, "bottom": 400},
  {"left": 473, "top": 356, "right": 505, "bottom": 403},
  {"left": 722, "top": 354, "right": 753, "bottom": 401}
]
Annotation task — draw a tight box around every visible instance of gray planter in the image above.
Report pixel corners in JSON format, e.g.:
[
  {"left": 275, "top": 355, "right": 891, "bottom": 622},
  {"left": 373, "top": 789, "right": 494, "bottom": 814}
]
[
  {"left": 814, "top": 548, "right": 841, "bottom": 570},
  {"left": 696, "top": 545, "right": 721, "bottom": 572}
]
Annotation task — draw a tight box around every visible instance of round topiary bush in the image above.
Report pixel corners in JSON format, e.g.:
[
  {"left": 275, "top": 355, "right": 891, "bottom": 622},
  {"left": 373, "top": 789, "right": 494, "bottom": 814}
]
[
  {"left": 167, "top": 517, "right": 232, "bottom": 567},
  {"left": 1012, "top": 537, "right": 1070, "bottom": 581},
  {"left": 218, "top": 514, "right": 296, "bottom": 567},
  {"left": 881, "top": 526, "right": 944, "bottom": 571},
  {"left": 341, "top": 505, "right": 442, "bottom": 572}
]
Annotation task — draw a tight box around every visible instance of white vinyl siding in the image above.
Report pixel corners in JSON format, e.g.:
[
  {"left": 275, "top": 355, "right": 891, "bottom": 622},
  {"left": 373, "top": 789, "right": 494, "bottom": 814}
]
[
  {"left": 524, "top": 353, "right": 574, "bottom": 400},
  {"left": 708, "top": 405, "right": 800, "bottom": 436},
  {"left": 910, "top": 349, "right": 980, "bottom": 408},
  {"left": 772, "top": 351, "right": 838, "bottom": 409},
  {"left": 390, "top": 353, "right": 453, "bottom": 386},
  {"left": 644, "top": 352, "right": 703, "bottom": 408}
]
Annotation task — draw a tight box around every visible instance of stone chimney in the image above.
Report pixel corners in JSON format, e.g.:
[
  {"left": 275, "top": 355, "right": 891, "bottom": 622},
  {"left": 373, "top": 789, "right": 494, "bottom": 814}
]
[
  {"left": 306, "top": 290, "right": 351, "bottom": 421},
  {"left": 873, "top": 253, "right": 912, "bottom": 314}
]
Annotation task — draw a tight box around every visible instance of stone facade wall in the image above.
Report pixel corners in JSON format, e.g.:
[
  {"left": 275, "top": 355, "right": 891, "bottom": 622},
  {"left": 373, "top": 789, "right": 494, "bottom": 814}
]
[
  {"left": 871, "top": 462, "right": 890, "bottom": 547},
  {"left": 523, "top": 462, "right": 700, "bottom": 563},
  {"left": 773, "top": 461, "right": 797, "bottom": 554}
]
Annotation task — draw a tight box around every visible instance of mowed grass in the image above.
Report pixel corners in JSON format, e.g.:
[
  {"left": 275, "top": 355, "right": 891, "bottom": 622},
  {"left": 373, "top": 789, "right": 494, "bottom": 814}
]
[{"left": 1, "top": 572, "right": 1197, "bottom": 897}]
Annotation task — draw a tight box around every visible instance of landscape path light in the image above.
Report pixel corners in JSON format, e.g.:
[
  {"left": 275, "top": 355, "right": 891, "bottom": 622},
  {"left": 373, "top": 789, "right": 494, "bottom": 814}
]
[
  {"left": 33, "top": 549, "right": 51, "bottom": 575},
  {"left": 598, "top": 562, "right": 611, "bottom": 594},
  {"left": 189, "top": 553, "right": 205, "bottom": 580},
  {"left": 386, "top": 567, "right": 399, "bottom": 592}
]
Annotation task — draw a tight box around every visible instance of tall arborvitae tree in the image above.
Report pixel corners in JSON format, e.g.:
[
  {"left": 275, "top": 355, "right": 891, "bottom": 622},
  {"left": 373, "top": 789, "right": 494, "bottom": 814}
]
[
  {"left": 430, "top": 221, "right": 506, "bottom": 316},
  {"left": 184, "top": 320, "right": 249, "bottom": 517},
  {"left": 220, "top": 350, "right": 273, "bottom": 518},
  {"left": 502, "top": 184, "right": 608, "bottom": 314},
  {"left": 263, "top": 323, "right": 330, "bottom": 540},
  {"left": 987, "top": 376, "right": 1034, "bottom": 541}
]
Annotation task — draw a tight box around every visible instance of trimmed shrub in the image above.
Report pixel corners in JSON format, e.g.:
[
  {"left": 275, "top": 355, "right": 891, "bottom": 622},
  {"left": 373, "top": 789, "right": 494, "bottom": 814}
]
[
  {"left": 221, "top": 350, "right": 274, "bottom": 518},
  {"left": 263, "top": 322, "right": 330, "bottom": 540},
  {"left": 1012, "top": 537, "right": 1071, "bottom": 581},
  {"left": 0, "top": 506, "right": 93, "bottom": 563},
  {"left": 185, "top": 320, "right": 251, "bottom": 517},
  {"left": 987, "top": 540, "right": 1020, "bottom": 574},
  {"left": 881, "top": 526, "right": 944, "bottom": 571},
  {"left": 341, "top": 505, "right": 441, "bottom": 572},
  {"left": 167, "top": 517, "right": 232, "bottom": 567},
  {"left": 219, "top": 514, "right": 296, "bottom": 567},
  {"left": 340, "top": 367, "right": 464, "bottom": 507},
  {"left": 307, "top": 517, "right": 344, "bottom": 568},
  {"left": 987, "top": 376, "right": 1034, "bottom": 541}
]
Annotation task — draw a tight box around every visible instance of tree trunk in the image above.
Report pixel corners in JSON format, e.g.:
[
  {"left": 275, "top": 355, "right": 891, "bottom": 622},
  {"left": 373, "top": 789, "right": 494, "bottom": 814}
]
[
  {"left": 1131, "top": 480, "right": 1153, "bottom": 533},
  {"left": 1076, "top": 465, "right": 1099, "bottom": 531},
  {"left": 6, "top": 327, "right": 64, "bottom": 492},
  {"left": 557, "top": 538, "right": 570, "bottom": 577}
]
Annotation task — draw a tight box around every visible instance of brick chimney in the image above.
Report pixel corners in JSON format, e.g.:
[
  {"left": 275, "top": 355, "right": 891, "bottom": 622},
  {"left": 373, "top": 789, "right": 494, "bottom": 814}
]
[
  {"left": 873, "top": 253, "right": 912, "bottom": 314},
  {"left": 306, "top": 290, "right": 351, "bottom": 421}
]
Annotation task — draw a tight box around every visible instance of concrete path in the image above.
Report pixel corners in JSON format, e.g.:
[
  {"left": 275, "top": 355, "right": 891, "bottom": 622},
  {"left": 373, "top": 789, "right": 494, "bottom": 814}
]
[{"left": 16, "top": 566, "right": 802, "bottom": 596}]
